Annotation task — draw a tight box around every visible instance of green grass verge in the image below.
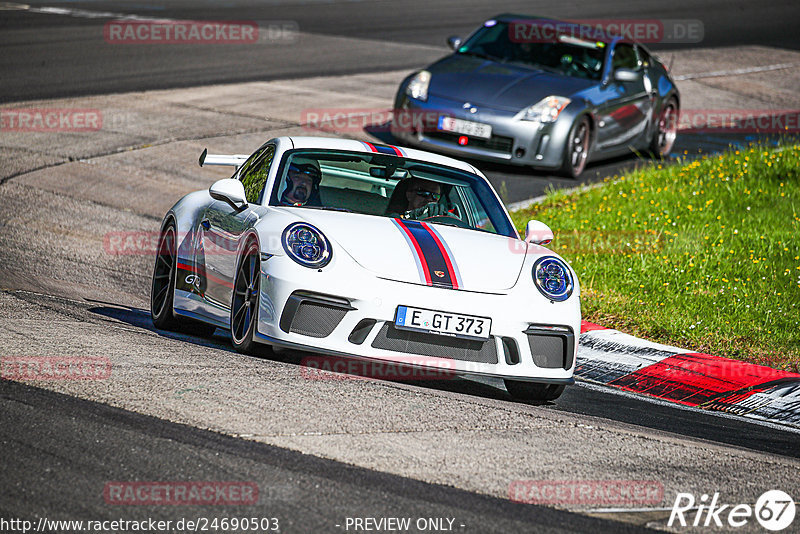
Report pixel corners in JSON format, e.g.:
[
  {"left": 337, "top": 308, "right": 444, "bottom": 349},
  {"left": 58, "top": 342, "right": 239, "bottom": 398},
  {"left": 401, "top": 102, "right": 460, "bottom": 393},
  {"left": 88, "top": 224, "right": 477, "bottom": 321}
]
[{"left": 510, "top": 144, "right": 800, "bottom": 372}]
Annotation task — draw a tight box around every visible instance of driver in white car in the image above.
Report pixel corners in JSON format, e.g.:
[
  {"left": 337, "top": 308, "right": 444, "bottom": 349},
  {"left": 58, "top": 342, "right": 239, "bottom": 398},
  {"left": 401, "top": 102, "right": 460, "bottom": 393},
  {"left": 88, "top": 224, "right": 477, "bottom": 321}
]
[
  {"left": 386, "top": 175, "right": 449, "bottom": 220},
  {"left": 280, "top": 157, "right": 322, "bottom": 206}
]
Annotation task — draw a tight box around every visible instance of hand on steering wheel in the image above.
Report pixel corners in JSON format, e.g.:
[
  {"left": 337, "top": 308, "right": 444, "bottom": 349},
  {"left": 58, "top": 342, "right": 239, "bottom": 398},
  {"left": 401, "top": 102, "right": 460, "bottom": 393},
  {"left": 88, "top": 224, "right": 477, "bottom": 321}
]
[{"left": 406, "top": 202, "right": 452, "bottom": 220}]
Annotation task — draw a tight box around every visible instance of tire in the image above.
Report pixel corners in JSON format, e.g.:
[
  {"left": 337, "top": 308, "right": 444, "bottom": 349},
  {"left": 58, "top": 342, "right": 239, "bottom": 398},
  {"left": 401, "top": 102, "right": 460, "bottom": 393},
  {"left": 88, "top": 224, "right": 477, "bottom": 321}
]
[
  {"left": 504, "top": 380, "right": 566, "bottom": 402},
  {"left": 151, "top": 222, "right": 181, "bottom": 330},
  {"left": 558, "top": 116, "right": 591, "bottom": 178},
  {"left": 150, "top": 221, "right": 218, "bottom": 337},
  {"left": 231, "top": 239, "right": 262, "bottom": 354},
  {"left": 650, "top": 97, "right": 678, "bottom": 158}
]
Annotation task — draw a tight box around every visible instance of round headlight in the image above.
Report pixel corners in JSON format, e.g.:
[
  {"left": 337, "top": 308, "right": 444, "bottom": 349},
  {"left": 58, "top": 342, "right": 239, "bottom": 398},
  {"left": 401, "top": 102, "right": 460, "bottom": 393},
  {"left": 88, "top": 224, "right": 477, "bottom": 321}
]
[
  {"left": 282, "top": 223, "right": 331, "bottom": 268},
  {"left": 533, "top": 257, "right": 573, "bottom": 301},
  {"left": 405, "top": 70, "right": 431, "bottom": 101}
]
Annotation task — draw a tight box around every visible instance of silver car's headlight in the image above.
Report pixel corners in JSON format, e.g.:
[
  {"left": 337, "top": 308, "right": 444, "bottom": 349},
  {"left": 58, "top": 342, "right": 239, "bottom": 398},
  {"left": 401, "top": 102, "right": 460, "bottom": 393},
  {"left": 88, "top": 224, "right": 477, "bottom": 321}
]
[
  {"left": 533, "top": 257, "right": 573, "bottom": 301},
  {"left": 521, "top": 96, "right": 571, "bottom": 123},
  {"left": 282, "top": 223, "right": 331, "bottom": 268},
  {"left": 405, "top": 70, "right": 431, "bottom": 101}
]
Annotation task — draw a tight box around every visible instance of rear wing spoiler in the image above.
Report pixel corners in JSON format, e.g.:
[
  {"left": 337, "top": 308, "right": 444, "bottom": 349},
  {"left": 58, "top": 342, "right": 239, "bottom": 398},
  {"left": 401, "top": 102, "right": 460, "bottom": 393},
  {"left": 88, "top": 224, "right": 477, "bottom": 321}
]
[{"left": 198, "top": 148, "right": 249, "bottom": 169}]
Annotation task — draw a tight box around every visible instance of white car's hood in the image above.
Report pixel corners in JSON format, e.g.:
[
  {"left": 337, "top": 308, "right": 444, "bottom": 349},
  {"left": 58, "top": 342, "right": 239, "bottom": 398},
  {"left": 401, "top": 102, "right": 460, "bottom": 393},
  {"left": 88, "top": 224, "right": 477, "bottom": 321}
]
[{"left": 295, "top": 210, "right": 527, "bottom": 293}]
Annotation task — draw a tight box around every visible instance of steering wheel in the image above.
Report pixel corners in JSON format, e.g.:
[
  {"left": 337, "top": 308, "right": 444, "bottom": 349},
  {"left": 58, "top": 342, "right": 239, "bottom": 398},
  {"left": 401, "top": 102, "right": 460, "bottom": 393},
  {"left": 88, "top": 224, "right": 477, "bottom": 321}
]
[{"left": 568, "top": 60, "right": 595, "bottom": 78}]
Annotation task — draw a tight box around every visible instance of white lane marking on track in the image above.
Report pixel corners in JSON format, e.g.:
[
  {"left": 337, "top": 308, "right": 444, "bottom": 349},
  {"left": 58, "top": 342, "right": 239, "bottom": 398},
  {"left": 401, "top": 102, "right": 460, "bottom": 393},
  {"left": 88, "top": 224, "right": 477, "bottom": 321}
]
[
  {"left": 675, "top": 62, "right": 800, "bottom": 80},
  {"left": 0, "top": 3, "right": 167, "bottom": 20}
]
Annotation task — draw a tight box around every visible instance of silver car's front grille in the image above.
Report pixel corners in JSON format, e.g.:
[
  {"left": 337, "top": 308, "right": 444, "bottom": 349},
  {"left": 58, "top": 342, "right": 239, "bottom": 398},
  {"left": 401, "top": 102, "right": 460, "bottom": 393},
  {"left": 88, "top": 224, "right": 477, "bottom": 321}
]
[
  {"left": 371, "top": 323, "right": 498, "bottom": 364},
  {"left": 426, "top": 131, "right": 514, "bottom": 154}
]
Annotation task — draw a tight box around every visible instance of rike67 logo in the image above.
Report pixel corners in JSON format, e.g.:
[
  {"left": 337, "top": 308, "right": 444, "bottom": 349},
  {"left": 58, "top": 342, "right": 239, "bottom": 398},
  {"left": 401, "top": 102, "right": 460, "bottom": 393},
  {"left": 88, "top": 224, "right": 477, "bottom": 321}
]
[{"left": 669, "top": 490, "right": 795, "bottom": 531}]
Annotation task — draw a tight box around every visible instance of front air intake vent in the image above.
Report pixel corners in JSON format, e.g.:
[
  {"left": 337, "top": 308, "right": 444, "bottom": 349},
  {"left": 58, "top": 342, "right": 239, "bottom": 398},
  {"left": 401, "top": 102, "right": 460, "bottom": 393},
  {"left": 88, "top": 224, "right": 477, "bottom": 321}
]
[
  {"left": 348, "top": 319, "right": 377, "bottom": 345},
  {"left": 524, "top": 325, "right": 575, "bottom": 369},
  {"left": 280, "top": 292, "right": 354, "bottom": 338}
]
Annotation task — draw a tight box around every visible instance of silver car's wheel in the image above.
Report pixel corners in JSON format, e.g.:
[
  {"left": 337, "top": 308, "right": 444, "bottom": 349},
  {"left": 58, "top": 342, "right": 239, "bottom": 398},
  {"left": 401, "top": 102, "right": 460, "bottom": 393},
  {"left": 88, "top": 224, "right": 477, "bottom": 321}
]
[
  {"left": 559, "top": 116, "right": 590, "bottom": 178},
  {"left": 151, "top": 223, "right": 179, "bottom": 330},
  {"left": 231, "top": 239, "right": 261, "bottom": 353},
  {"left": 651, "top": 98, "right": 678, "bottom": 157}
]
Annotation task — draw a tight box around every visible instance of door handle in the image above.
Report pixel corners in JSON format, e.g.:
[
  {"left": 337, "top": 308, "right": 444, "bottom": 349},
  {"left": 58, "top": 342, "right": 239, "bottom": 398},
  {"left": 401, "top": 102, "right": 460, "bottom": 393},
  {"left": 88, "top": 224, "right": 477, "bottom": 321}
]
[{"left": 200, "top": 219, "right": 210, "bottom": 230}]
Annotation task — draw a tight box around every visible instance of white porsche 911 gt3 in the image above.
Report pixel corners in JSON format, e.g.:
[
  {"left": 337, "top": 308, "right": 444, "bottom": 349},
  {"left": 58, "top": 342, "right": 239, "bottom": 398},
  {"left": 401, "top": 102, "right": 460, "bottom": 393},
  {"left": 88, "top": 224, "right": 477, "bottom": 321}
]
[{"left": 151, "top": 136, "right": 580, "bottom": 400}]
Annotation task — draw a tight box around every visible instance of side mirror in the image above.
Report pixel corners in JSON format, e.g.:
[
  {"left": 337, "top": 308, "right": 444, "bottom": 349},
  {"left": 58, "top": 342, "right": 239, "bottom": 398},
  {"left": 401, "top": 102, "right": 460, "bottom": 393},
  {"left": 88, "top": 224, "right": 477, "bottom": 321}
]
[
  {"left": 524, "top": 220, "right": 553, "bottom": 245},
  {"left": 447, "top": 35, "right": 462, "bottom": 50},
  {"left": 613, "top": 68, "right": 640, "bottom": 83},
  {"left": 209, "top": 179, "right": 247, "bottom": 209}
]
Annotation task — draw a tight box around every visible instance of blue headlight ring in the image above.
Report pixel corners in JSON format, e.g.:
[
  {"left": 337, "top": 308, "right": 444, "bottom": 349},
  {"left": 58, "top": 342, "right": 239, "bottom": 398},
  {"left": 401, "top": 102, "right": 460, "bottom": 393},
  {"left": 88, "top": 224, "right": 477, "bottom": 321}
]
[
  {"left": 281, "top": 222, "right": 332, "bottom": 269},
  {"left": 532, "top": 256, "right": 574, "bottom": 302}
]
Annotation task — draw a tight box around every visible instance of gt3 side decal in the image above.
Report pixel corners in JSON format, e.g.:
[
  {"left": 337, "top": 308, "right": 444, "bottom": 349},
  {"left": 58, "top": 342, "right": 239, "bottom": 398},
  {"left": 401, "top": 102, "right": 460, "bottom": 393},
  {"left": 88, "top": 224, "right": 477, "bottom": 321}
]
[
  {"left": 393, "top": 218, "right": 461, "bottom": 289},
  {"left": 176, "top": 260, "right": 233, "bottom": 292}
]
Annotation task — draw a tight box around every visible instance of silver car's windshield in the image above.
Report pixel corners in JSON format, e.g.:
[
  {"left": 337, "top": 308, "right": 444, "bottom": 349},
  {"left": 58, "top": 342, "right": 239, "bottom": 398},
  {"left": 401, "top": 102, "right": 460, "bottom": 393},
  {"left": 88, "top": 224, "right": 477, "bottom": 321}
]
[
  {"left": 459, "top": 20, "right": 606, "bottom": 80},
  {"left": 269, "top": 149, "right": 516, "bottom": 238}
]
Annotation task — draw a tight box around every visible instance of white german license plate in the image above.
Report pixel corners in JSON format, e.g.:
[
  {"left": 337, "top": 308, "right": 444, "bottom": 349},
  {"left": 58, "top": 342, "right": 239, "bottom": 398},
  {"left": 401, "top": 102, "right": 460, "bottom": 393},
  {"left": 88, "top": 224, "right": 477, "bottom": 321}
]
[
  {"left": 394, "top": 305, "right": 491, "bottom": 340},
  {"left": 437, "top": 116, "right": 492, "bottom": 139}
]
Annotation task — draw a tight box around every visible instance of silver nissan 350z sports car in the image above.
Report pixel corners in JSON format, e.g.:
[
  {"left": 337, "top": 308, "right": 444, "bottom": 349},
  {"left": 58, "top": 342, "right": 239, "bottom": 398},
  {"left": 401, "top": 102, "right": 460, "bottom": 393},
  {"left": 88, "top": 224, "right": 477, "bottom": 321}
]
[{"left": 391, "top": 14, "right": 680, "bottom": 177}]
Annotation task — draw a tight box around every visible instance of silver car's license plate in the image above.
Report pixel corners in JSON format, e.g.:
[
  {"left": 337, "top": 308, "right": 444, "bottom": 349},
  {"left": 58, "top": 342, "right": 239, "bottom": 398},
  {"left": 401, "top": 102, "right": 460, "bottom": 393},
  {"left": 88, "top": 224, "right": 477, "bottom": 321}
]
[
  {"left": 394, "top": 305, "right": 491, "bottom": 340},
  {"left": 437, "top": 116, "right": 492, "bottom": 139}
]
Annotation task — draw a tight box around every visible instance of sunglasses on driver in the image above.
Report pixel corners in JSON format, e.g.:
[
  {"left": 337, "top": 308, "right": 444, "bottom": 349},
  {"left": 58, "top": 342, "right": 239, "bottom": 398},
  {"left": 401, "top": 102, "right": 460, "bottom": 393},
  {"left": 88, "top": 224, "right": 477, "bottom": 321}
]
[
  {"left": 288, "top": 163, "right": 320, "bottom": 180},
  {"left": 413, "top": 188, "right": 441, "bottom": 201}
]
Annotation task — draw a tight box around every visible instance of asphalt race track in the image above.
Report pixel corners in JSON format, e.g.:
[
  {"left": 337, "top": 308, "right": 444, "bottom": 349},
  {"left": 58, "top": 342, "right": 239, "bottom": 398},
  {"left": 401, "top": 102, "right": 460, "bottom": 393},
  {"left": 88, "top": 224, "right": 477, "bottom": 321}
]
[
  {"left": 2, "top": 1, "right": 800, "bottom": 532},
  {"left": 1, "top": 380, "right": 649, "bottom": 533},
  {"left": 3, "top": 0, "right": 800, "bottom": 101}
]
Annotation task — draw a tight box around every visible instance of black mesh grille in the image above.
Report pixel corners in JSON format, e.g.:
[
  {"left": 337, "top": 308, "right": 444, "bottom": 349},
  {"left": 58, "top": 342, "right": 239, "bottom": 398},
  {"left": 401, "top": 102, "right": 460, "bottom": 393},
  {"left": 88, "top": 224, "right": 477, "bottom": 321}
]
[
  {"left": 288, "top": 301, "right": 348, "bottom": 338},
  {"left": 371, "top": 323, "right": 498, "bottom": 363},
  {"left": 527, "top": 334, "right": 568, "bottom": 369},
  {"left": 426, "top": 131, "right": 514, "bottom": 154}
]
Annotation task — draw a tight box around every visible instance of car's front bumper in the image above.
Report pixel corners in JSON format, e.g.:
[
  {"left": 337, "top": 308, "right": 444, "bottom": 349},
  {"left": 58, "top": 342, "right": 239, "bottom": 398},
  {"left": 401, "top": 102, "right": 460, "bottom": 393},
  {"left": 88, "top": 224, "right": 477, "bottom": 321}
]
[
  {"left": 254, "top": 253, "right": 580, "bottom": 383},
  {"left": 391, "top": 94, "right": 575, "bottom": 170}
]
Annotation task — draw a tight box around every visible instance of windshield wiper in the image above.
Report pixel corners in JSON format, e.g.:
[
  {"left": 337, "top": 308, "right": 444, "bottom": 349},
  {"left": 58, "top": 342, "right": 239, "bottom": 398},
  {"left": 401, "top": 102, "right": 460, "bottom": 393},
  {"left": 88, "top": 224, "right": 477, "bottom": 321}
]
[
  {"left": 458, "top": 50, "right": 504, "bottom": 63},
  {"left": 508, "top": 59, "right": 560, "bottom": 74},
  {"left": 298, "top": 205, "right": 353, "bottom": 213}
]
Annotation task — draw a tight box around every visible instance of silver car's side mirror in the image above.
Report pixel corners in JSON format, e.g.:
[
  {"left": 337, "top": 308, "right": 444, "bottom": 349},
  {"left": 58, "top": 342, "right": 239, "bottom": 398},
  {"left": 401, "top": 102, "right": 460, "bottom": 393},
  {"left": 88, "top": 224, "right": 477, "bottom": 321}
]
[
  {"left": 614, "top": 68, "right": 641, "bottom": 83},
  {"left": 447, "top": 35, "right": 462, "bottom": 50},
  {"left": 524, "top": 220, "right": 554, "bottom": 245},
  {"left": 209, "top": 179, "right": 247, "bottom": 209}
]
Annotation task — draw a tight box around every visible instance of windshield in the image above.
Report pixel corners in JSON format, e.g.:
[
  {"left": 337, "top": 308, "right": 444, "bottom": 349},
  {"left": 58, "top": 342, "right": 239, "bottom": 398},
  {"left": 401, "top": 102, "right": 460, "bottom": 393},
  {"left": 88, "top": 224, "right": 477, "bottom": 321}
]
[
  {"left": 269, "top": 149, "right": 516, "bottom": 238},
  {"left": 458, "top": 20, "right": 606, "bottom": 80}
]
